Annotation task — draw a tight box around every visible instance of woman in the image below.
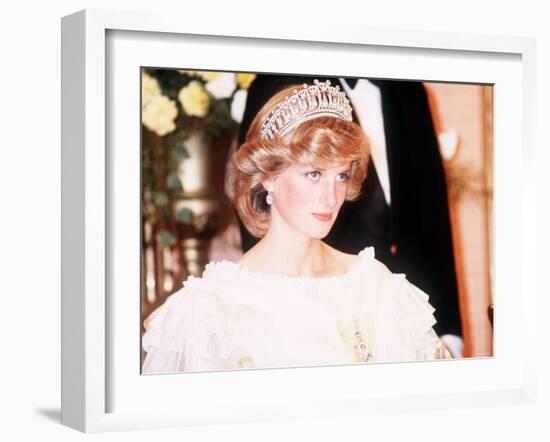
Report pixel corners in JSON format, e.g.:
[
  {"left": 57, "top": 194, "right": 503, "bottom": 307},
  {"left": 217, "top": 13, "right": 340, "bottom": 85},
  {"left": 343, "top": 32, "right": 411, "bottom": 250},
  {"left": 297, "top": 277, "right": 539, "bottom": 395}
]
[{"left": 142, "top": 79, "right": 451, "bottom": 374}]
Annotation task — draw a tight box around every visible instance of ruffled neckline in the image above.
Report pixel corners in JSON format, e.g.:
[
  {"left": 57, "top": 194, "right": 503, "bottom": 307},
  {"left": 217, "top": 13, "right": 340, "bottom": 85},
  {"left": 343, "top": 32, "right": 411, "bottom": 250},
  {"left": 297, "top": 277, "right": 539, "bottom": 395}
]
[{"left": 198, "top": 246, "right": 375, "bottom": 285}]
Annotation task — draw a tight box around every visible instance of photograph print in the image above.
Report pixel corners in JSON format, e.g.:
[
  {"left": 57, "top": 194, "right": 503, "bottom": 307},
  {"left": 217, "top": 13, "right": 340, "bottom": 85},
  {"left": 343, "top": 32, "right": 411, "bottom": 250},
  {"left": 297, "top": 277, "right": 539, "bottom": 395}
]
[{"left": 139, "top": 69, "right": 494, "bottom": 374}]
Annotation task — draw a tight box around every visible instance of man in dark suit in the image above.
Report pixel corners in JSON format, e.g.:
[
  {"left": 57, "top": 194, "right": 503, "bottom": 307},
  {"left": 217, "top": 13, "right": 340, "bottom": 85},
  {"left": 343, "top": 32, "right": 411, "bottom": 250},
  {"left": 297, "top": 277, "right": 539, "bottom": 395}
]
[{"left": 237, "top": 74, "right": 463, "bottom": 357}]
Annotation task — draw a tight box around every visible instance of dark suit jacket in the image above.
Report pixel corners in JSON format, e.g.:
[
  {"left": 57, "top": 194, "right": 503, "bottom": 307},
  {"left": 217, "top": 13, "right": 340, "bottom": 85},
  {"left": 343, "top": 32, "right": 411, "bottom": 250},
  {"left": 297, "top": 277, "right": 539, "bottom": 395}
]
[{"left": 237, "top": 74, "right": 462, "bottom": 338}]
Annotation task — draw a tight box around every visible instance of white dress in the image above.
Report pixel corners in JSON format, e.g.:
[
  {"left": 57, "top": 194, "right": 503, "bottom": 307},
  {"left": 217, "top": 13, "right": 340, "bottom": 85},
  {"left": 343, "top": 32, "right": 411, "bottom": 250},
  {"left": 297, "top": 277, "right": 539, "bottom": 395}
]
[{"left": 142, "top": 247, "right": 450, "bottom": 374}]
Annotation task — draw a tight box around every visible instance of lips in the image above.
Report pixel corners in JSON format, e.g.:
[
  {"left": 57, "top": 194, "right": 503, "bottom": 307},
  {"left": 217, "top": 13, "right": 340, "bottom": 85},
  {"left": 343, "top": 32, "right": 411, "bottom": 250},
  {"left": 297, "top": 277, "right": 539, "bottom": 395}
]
[{"left": 312, "top": 212, "right": 333, "bottom": 222}]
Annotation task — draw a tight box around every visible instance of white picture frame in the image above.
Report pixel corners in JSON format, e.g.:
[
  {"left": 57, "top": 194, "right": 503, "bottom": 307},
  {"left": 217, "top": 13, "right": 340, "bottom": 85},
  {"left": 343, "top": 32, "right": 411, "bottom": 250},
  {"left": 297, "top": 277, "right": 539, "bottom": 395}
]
[{"left": 61, "top": 8, "right": 537, "bottom": 433}]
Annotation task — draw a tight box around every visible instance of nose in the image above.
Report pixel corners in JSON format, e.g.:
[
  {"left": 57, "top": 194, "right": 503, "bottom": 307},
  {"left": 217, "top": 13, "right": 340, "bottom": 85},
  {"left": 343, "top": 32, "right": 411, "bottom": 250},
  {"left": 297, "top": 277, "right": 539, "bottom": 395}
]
[{"left": 319, "top": 179, "right": 337, "bottom": 209}]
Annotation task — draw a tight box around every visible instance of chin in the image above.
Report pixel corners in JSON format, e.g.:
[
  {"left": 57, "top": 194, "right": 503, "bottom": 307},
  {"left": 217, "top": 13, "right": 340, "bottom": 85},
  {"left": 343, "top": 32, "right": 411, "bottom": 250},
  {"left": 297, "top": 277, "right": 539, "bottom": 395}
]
[
  {"left": 286, "top": 217, "right": 336, "bottom": 240},
  {"left": 304, "top": 225, "right": 333, "bottom": 240}
]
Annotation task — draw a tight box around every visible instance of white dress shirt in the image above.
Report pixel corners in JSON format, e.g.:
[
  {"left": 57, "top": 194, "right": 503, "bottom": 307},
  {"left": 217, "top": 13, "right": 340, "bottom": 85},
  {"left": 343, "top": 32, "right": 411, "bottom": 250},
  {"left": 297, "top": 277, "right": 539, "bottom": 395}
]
[{"left": 340, "top": 78, "right": 391, "bottom": 205}]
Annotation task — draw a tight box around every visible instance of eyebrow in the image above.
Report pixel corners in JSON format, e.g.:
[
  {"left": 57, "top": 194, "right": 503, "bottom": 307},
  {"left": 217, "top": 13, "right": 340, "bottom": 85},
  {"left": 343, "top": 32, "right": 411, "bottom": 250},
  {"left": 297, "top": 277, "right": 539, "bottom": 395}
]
[
  {"left": 333, "top": 167, "right": 352, "bottom": 174},
  {"left": 305, "top": 165, "right": 351, "bottom": 172}
]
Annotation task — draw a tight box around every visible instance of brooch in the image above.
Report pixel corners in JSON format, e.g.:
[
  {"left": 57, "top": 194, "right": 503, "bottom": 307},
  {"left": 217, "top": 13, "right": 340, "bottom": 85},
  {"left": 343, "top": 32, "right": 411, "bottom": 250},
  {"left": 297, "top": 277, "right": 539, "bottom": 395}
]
[{"left": 337, "top": 318, "right": 373, "bottom": 363}]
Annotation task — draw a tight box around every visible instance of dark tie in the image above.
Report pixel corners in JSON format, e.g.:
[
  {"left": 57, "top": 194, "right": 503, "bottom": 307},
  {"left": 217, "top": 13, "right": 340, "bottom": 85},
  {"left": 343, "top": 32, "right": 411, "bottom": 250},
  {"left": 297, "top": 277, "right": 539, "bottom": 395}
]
[
  {"left": 345, "top": 78, "right": 384, "bottom": 89},
  {"left": 345, "top": 78, "right": 358, "bottom": 89}
]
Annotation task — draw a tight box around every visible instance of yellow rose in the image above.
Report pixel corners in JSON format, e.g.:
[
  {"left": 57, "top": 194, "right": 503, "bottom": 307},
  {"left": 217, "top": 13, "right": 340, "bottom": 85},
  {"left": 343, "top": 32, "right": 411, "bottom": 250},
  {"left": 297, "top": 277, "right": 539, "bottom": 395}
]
[
  {"left": 236, "top": 73, "right": 256, "bottom": 90},
  {"left": 178, "top": 81, "right": 210, "bottom": 117},
  {"left": 141, "top": 72, "right": 161, "bottom": 107},
  {"left": 142, "top": 94, "right": 178, "bottom": 136}
]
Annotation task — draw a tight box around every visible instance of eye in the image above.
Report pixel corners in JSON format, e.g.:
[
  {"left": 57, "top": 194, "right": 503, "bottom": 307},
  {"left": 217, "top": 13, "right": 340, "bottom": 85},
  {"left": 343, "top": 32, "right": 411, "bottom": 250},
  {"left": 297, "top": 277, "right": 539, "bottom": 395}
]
[
  {"left": 336, "top": 172, "right": 350, "bottom": 183},
  {"left": 305, "top": 171, "right": 321, "bottom": 181}
]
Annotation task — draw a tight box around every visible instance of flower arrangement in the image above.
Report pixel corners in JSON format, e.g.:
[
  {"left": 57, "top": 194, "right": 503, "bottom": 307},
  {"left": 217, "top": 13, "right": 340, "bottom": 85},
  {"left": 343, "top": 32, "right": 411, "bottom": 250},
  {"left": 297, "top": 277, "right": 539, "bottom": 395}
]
[
  {"left": 141, "top": 69, "right": 256, "bottom": 245},
  {"left": 141, "top": 69, "right": 255, "bottom": 139}
]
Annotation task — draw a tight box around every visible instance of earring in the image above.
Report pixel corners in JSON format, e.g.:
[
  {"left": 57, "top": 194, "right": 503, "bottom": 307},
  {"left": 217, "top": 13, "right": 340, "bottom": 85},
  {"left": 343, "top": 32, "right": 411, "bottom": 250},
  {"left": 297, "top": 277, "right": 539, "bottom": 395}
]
[
  {"left": 266, "top": 183, "right": 274, "bottom": 205},
  {"left": 266, "top": 190, "right": 273, "bottom": 205}
]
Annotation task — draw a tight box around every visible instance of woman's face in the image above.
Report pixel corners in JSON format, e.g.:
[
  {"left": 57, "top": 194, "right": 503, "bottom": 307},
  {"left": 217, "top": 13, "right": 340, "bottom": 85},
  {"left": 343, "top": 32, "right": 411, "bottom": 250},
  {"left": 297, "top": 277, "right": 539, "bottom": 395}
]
[{"left": 268, "top": 162, "right": 351, "bottom": 239}]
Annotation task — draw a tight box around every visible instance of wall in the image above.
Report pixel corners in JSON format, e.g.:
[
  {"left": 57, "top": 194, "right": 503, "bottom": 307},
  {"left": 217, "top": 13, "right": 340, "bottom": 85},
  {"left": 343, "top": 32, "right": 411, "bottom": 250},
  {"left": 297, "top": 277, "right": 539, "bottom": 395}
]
[{"left": 426, "top": 83, "right": 493, "bottom": 357}]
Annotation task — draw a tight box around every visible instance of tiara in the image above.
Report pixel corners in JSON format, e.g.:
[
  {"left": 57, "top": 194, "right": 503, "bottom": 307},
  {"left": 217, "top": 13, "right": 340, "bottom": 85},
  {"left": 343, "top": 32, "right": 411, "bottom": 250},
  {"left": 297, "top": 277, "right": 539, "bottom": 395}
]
[{"left": 259, "top": 79, "right": 353, "bottom": 140}]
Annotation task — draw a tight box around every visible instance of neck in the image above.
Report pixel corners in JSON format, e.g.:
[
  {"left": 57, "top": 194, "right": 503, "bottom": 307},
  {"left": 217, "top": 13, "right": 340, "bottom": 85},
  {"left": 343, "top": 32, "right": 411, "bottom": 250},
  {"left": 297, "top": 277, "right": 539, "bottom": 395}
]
[{"left": 245, "top": 218, "right": 330, "bottom": 278}]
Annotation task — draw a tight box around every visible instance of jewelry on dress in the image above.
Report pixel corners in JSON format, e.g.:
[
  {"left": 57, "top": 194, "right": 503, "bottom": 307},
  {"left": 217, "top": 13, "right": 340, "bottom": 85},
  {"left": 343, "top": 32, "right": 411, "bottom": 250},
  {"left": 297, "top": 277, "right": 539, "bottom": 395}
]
[
  {"left": 353, "top": 329, "right": 372, "bottom": 362},
  {"left": 260, "top": 79, "right": 353, "bottom": 140},
  {"left": 336, "top": 318, "right": 373, "bottom": 363}
]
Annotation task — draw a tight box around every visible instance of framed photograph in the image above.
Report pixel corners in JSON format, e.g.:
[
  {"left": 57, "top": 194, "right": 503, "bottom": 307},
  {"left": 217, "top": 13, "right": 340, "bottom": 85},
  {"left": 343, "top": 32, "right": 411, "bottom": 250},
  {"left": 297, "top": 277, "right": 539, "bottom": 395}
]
[{"left": 61, "top": 9, "right": 536, "bottom": 433}]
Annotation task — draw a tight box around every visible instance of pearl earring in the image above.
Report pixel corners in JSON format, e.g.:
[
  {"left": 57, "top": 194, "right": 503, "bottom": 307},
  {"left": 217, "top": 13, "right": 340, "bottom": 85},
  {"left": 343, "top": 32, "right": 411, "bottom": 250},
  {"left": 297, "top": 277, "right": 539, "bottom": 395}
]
[{"left": 266, "top": 183, "right": 274, "bottom": 205}]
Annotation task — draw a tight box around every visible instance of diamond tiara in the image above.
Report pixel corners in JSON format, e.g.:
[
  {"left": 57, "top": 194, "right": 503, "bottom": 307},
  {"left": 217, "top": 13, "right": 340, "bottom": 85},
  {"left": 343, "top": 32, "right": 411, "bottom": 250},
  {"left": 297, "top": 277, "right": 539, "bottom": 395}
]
[{"left": 259, "top": 79, "right": 353, "bottom": 140}]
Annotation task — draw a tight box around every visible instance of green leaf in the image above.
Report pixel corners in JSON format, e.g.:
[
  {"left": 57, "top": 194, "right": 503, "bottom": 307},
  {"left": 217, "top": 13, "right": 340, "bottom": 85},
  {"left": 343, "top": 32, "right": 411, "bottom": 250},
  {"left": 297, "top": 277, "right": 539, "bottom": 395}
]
[
  {"left": 152, "top": 191, "right": 169, "bottom": 207},
  {"left": 175, "top": 207, "right": 193, "bottom": 224},
  {"left": 166, "top": 173, "right": 182, "bottom": 191},
  {"left": 172, "top": 145, "right": 190, "bottom": 159},
  {"left": 141, "top": 170, "right": 153, "bottom": 190},
  {"left": 155, "top": 230, "right": 176, "bottom": 247}
]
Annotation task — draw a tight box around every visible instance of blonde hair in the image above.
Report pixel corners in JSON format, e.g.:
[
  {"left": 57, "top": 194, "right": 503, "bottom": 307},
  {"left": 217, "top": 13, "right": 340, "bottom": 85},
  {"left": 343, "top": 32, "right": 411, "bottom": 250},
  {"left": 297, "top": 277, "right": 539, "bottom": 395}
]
[{"left": 231, "top": 83, "right": 370, "bottom": 238}]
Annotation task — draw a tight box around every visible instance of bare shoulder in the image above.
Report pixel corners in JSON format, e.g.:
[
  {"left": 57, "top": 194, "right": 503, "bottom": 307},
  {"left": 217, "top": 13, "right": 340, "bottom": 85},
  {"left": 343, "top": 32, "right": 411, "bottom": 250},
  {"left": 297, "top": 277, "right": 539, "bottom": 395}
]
[
  {"left": 236, "top": 245, "right": 261, "bottom": 269},
  {"left": 322, "top": 243, "right": 362, "bottom": 273}
]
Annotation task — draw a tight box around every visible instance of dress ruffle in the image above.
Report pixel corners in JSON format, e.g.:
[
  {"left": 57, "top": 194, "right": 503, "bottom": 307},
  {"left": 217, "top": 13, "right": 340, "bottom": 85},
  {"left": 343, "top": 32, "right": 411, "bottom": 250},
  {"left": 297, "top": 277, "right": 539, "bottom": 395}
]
[
  {"left": 199, "top": 245, "right": 374, "bottom": 286},
  {"left": 142, "top": 288, "right": 228, "bottom": 372},
  {"left": 141, "top": 246, "right": 447, "bottom": 373},
  {"left": 374, "top": 269, "right": 442, "bottom": 361}
]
